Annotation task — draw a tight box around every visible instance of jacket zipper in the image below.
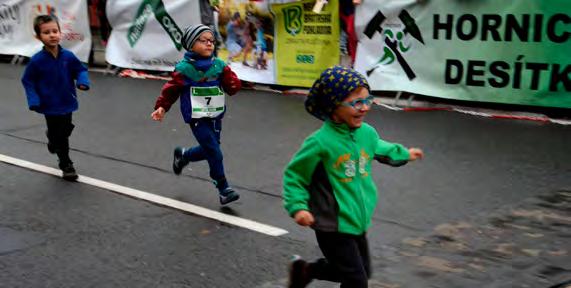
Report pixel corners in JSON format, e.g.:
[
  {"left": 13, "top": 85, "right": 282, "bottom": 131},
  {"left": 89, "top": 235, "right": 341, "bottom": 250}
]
[{"left": 350, "top": 130, "right": 367, "bottom": 232}]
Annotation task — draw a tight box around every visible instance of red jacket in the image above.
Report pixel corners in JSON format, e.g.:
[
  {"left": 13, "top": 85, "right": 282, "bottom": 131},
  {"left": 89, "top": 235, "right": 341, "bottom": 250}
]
[{"left": 154, "top": 65, "right": 241, "bottom": 113}]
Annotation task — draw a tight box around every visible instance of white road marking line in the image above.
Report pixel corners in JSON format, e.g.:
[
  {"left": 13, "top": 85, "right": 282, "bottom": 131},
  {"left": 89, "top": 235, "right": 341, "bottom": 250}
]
[{"left": 0, "top": 153, "right": 288, "bottom": 237}]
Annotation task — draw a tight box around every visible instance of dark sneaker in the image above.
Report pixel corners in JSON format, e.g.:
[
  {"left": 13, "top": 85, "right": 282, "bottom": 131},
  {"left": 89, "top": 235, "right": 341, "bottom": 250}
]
[
  {"left": 288, "top": 255, "right": 312, "bottom": 288},
  {"left": 219, "top": 187, "right": 240, "bottom": 205},
  {"left": 172, "top": 147, "right": 187, "bottom": 175},
  {"left": 60, "top": 163, "right": 78, "bottom": 181}
]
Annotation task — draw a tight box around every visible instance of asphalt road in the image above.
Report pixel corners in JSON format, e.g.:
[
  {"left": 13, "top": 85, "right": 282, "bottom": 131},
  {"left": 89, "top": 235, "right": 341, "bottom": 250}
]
[{"left": 1, "top": 63, "right": 569, "bottom": 287}]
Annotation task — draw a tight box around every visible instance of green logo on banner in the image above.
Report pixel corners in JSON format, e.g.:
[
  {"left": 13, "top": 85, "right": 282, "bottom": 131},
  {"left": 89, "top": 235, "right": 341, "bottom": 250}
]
[
  {"left": 128, "top": 4, "right": 153, "bottom": 47},
  {"left": 364, "top": 9, "right": 424, "bottom": 80},
  {"left": 128, "top": 0, "right": 183, "bottom": 50},
  {"left": 378, "top": 29, "right": 410, "bottom": 65},
  {"left": 283, "top": 6, "right": 302, "bottom": 36},
  {"left": 296, "top": 54, "right": 314, "bottom": 64}
]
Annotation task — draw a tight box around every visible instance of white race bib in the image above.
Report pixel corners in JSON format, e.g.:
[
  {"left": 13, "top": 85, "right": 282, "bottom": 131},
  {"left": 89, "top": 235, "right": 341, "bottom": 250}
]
[{"left": 190, "top": 86, "right": 225, "bottom": 118}]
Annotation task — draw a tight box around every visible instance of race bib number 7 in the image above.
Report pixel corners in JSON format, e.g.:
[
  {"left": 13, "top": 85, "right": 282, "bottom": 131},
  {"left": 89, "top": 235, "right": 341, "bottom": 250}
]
[{"left": 190, "top": 86, "right": 225, "bottom": 118}]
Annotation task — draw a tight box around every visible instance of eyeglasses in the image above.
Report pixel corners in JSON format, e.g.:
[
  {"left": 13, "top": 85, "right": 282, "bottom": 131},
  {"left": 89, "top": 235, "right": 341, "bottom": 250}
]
[
  {"left": 196, "top": 38, "right": 216, "bottom": 45},
  {"left": 341, "top": 95, "right": 375, "bottom": 110}
]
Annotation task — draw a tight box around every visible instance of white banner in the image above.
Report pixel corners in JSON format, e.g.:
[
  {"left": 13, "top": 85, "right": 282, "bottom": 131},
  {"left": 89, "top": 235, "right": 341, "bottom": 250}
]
[
  {"left": 105, "top": 0, "right": 201, "bottom": 71},
  {"left": 0, "top": 0, "right": 92, "bottom": 62}
]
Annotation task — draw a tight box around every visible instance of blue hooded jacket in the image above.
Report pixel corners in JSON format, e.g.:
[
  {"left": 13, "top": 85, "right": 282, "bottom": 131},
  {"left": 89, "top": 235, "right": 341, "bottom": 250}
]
[{"left": 21, "top": 46, "right": 90, "bottom": 115}]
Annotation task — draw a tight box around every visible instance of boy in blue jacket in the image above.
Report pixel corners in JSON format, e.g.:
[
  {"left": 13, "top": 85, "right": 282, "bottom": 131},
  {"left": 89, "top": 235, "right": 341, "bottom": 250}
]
[{"left": 21, "top": 15, "right": 90, "bottom": 181}]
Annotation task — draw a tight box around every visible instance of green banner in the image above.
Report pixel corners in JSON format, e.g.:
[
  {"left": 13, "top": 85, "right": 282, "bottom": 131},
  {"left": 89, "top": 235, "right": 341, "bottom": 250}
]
[
  {"left": 271, "top": 0, "right": 340, "bottom": 87},
  {"left": 128, "top": 0, "right": 183, "bottom": 50},
  {"left": 358, "top": 0, "right": 571, "bottom": 108}
]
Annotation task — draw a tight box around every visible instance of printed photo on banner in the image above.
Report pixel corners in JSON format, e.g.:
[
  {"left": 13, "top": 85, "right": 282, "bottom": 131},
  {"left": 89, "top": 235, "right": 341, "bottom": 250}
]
[{"left": 217, "top": 0, "right": 275, "bottom": 84}]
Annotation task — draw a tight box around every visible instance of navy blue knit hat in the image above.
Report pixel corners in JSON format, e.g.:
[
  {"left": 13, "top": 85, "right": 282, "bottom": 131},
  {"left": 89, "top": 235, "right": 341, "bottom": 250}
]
[
  {"left": 305, "top": 65, "right": 370, "bottom": 121},
  {"left": 181, "top": 24, "right": 214, "bottom": 51}
]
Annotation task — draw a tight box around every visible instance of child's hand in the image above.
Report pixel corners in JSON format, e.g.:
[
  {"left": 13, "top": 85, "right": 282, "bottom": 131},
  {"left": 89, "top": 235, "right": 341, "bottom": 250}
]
[
  {"left": 294, "top": 210, "right": 315, "bottom": 226},
  {"left": 78, "top": 85, "right": 89, "bottom": 91},
  {"left": 353, "top": 0, "right": 362, "bottom": 5},
  {"left": 151, "top": 107, "right": 166, "bottom": 121},
  {"left": 408, "top": 148, "right": 424, "bottom": 161},
  {"left": 228, "top": 83, "right": 240, "bottom": 95}
]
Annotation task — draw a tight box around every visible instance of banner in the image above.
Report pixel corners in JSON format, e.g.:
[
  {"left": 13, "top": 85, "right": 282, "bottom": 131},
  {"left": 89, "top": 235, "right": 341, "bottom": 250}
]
[
  {"left": 355, "top": 0, "right": 571, "bottom": 108},
  {"left": 105, "top": 0, "right": 340, "bottom": 85},
  {"left": 0, "top": 0, "right": 92, "bottom": 62},
  {"left": 271, "top": 0, "right": 340, "bottom": 87},
  {"left": 217, "top": 0, "right": 275, "bottom": 84},
  {"left": 105, "top": 0, "right": 201, "bottom": 71}
]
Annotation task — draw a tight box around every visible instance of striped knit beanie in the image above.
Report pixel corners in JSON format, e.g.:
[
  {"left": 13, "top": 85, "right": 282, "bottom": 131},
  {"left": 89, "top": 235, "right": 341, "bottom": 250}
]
[
  {"left": 181, "top": 24, "right": 214, "bottom": 51},
  {"left": 305, "top": 65, "right": 370, "bottom": 121}
]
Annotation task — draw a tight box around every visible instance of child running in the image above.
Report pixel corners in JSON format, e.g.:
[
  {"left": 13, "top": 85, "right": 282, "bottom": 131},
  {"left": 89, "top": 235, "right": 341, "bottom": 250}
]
[
  {"left": 151, "top": 24, "right": 242, "bottom": 205},
  {"left": 283, "top": 66, "right": 424, "bottom": 287},
  {"left": 21, "top": 15, "right": 90, "bottom": 181}
]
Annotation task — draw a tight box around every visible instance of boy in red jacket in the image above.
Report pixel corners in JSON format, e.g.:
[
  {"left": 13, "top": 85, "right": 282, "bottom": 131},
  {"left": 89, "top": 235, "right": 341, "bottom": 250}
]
[{"left": 151, "top": 24, "right": 241, "bottom": 205}]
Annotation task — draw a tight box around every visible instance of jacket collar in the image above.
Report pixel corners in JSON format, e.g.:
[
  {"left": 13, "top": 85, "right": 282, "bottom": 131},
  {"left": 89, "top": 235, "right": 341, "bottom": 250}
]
[
  {"left": 41, "top": 45, "right": 63, "bottom": 57},
  {"left": 324, "top": 120, "right": 356, "bottom": 134}
]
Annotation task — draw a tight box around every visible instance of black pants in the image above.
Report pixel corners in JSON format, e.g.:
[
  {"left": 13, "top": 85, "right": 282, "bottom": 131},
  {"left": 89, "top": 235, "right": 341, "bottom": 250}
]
[
  {"left": 45, "top": 114, "right": 74, "bottom": 167},
  {"left": 309, "top": 231, "right": 371, "bottom": 288}
]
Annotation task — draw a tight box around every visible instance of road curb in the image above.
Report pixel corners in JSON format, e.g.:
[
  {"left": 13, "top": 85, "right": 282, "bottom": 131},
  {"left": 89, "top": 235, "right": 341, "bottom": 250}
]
[
  {"left": 93, "top": 68, "right": 571, "bottom": 126},
  {"left": 248, "top": 85, "right": 571, "bottom": 126}
]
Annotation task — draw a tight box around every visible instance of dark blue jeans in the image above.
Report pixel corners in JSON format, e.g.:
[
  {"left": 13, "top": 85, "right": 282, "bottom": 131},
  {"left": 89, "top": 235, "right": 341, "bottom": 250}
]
[{"left": 183, "top": 118, "right": 227, "bottom": 188}]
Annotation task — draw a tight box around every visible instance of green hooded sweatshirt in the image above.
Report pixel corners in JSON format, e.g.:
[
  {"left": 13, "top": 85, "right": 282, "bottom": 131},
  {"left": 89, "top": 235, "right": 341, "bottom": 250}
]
[{"left": 283, "top": 120, "right": 410, "bottom": 235}]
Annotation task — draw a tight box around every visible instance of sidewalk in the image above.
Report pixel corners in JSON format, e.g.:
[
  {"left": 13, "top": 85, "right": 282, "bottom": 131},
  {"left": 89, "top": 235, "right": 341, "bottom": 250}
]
[
  {"left": 373, "top": 190, "right": 571, "bottom": 287},
  {"left": 256, "top": 190, "right": 571, "bottom": 288}
]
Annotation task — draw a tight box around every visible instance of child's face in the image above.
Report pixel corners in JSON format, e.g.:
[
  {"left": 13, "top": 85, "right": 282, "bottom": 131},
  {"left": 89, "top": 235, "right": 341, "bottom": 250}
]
[
  {"left": 331, "top": 87, "right": 372, "bottom": 129},
  {"left": 37, "top": 21, "right": 61, "bottom": 48},
  {"left": 192, "top": 31, "right": 215, "bottom": 57}
]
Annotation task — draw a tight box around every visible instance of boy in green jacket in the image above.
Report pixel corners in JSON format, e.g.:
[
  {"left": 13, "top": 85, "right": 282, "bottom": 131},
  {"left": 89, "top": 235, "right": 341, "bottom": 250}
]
[{"left": 283, "top": 66, "right": 423, "bottom": 288}]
